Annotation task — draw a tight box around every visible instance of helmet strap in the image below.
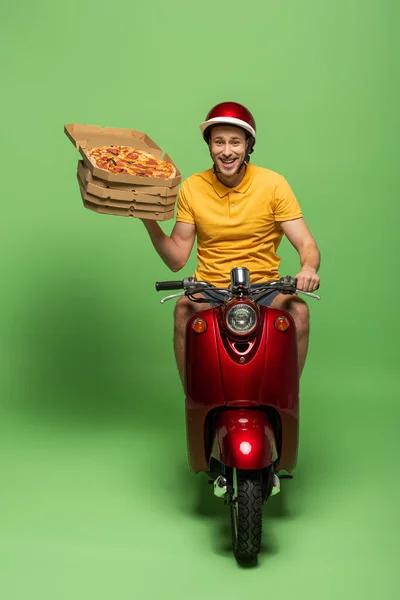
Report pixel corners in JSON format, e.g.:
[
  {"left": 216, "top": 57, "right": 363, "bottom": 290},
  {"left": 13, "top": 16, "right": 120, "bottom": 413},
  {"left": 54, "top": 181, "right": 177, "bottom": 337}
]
[
  {"left": 210, "top": 149, "right": 222, "bottom": 175},
  {"left": 234, "top": 138, "right": 252, "bottom": 174}
]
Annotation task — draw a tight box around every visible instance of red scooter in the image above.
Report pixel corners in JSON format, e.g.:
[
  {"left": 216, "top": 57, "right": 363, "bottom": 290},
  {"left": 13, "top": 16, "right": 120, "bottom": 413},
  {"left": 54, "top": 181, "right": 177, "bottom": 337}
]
[{"left": 156, "top": 267, "right": 320, "bottom": 561}]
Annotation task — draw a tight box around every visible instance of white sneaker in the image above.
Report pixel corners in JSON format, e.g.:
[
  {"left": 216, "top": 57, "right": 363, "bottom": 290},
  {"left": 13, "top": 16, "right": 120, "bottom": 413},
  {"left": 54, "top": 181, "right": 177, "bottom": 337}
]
[{"left": 270, "top": 474, "right": 280, "bottom": 497}]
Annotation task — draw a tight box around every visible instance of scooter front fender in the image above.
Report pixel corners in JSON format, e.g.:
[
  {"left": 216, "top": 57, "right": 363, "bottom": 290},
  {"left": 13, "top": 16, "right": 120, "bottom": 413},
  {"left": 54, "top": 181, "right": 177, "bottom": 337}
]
[{"left": 210, "top": 409, "right": 278, "bottom": 470}]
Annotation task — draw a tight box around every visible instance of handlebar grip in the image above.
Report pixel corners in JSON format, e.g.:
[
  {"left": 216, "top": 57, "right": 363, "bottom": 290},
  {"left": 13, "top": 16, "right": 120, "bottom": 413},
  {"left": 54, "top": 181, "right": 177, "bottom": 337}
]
[{"left": 155, "top": 280, "right": 184, "bottom": 292}]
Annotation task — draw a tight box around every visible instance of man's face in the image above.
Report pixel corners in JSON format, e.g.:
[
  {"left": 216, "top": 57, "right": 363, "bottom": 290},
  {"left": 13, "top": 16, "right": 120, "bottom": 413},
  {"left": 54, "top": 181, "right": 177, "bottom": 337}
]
[{"left": 209, "top": 125, "right": 247, "bottom": 177}]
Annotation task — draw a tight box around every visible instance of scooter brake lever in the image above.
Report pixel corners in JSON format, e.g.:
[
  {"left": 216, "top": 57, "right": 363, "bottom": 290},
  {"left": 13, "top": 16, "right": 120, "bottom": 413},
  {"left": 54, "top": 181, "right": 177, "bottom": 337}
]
[
  {"left": 160, "top": 291, "right": 185, "bottom": 304},
  {"left": 296, "top": 289, "right": 321, "bottom": 300}
]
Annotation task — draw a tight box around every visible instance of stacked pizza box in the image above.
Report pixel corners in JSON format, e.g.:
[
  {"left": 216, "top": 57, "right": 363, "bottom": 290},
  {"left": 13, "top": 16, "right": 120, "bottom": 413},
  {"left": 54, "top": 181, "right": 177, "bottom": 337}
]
[{"left": 64, "top": 123, "right": 182, "bottom": 220}]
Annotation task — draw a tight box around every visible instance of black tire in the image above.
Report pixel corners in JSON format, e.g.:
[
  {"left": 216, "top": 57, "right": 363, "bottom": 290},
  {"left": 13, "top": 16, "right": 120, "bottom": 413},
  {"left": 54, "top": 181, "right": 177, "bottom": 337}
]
[{"left": 230, "top": 469, "right": 264, "bottom": 560}]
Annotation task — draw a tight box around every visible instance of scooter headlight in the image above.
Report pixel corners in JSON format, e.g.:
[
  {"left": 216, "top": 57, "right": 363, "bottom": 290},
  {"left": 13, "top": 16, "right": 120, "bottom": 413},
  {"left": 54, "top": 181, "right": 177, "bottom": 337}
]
[{"left": 225, "top": 303, "right": 258, "bottom": 336}]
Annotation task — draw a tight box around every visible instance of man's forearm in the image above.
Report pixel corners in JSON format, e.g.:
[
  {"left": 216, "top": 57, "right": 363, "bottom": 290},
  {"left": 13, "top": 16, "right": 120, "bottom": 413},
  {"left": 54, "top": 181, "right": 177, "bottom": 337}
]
[
  {"left": 141, "top": 220, "right": 184, "bottom": 272},
  {"left": 299, "top": 242, "right": 321, "bottom": 273}
]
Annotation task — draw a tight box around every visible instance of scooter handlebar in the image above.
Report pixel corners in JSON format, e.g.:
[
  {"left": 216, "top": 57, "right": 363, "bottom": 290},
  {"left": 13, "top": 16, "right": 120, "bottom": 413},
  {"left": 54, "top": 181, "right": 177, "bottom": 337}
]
[
  {"left": 155, "top": 280, "right": 184, "bottom": 292},
  {"left": 155, "top": 274, "right": 321, "bottom": 302}
]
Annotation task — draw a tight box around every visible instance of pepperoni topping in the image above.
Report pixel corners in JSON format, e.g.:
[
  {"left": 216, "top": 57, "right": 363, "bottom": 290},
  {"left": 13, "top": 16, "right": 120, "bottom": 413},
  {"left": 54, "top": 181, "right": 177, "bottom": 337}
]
[{"left": 88, "top": 145, "right": 174, "bottom": 179}]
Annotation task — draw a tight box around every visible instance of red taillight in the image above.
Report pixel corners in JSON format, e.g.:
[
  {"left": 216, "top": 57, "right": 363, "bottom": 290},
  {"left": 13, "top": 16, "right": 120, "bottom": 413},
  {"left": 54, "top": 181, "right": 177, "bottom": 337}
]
[{"left": 239, "top": 441, "right": 252, "bottom": 455}]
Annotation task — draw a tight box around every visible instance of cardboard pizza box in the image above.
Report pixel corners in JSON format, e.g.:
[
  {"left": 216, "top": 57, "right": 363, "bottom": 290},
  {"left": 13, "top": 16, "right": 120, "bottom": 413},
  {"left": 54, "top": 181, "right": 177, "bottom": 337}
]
[
  {"left": 77, "top": 161, "right": 178, "bottom": 205},
  {"left": 77, "top": 176, "right": 175, "bottom": 221},
  {"left": 77, "top": 174, "right": 176, "bottom": 212},
  {"left": 77, "top": 161, "right": 179, "bottom": 196},
  {"left": 77, "top": 169, "right": 176, "bottom": 211},
  {"left": 65, "top": 123, "right": 181, "bottom": 188},
  {"left": 82, "top": 199, "right": 175, "bottom": 221}
]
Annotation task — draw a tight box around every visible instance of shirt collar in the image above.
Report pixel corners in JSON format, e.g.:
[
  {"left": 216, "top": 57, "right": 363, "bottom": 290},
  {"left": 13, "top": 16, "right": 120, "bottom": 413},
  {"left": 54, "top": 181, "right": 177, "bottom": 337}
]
[{"left": 210, "top": 164, "right": 253, "bottom": 198}]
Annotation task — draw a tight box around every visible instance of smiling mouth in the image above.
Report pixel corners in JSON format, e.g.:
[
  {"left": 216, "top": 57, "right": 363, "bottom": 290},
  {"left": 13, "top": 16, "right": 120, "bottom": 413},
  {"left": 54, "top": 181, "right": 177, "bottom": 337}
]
[{"left": 220, "top": 158, "right": 237, "bottom": 165}]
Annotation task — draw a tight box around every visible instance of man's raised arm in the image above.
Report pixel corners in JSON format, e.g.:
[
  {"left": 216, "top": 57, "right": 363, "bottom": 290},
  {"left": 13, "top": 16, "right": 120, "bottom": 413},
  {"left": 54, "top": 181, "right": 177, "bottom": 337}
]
[{"left": 140, "top": 220, "right": 196, "bottom": 273}]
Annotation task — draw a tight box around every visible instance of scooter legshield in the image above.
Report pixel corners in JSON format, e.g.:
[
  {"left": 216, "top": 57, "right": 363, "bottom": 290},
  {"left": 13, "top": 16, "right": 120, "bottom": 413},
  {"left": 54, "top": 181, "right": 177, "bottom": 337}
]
[{"left": 210, "top": 409, "right": 278, "bottom": 470}]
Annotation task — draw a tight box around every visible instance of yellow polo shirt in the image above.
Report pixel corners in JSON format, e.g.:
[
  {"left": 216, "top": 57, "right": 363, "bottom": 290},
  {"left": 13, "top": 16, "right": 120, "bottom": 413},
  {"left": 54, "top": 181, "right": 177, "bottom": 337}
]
[{"left": 176, "top": 163, "right": 303, "bottom": 287}]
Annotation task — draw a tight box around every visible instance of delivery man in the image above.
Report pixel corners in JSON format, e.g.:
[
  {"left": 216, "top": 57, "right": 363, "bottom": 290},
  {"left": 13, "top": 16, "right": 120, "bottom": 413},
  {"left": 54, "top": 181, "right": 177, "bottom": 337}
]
[{"left": 141, "top": 101, "right": 320, "bottom": 387}]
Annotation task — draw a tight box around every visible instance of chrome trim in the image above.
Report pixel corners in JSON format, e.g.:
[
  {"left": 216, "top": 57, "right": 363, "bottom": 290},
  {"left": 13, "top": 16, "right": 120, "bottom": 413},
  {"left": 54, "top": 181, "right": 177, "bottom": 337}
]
[
  {"left": 160, "top": 291, "right": 185, "bottom": 304},
  {"left": 296, "top": 289, "right": 321, "bottom": 300},
  {"left": 230, "top": 267, "right": 251, "bottom": 292}
]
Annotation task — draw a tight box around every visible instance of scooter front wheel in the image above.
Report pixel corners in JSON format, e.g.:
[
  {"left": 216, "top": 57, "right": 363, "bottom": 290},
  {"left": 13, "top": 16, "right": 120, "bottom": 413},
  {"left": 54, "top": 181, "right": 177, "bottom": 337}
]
[{"left": 230, "top": 469, "right": 264, "bottom": 561}]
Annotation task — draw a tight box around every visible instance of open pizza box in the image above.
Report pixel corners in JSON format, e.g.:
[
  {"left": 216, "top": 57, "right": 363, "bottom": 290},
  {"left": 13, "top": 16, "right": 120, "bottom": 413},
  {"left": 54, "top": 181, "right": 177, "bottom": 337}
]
[
  {"left": 77, "top": 175, "right": 175, "bottom": 221},
  {"left": 77, "top": 161, "right": 178, "bottom": 204},
  {"left": 65, "top": 123, "right": 181, "bottom": 188},
  {"left": 82, "top": 198, "right": 175, "bottom": 221}
]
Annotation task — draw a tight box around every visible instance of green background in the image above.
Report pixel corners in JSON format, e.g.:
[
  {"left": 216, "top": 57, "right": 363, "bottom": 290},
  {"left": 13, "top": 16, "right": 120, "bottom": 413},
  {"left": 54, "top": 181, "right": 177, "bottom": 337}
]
[{"left": 1, "top": 0, "right": 399, "bottom": 597}]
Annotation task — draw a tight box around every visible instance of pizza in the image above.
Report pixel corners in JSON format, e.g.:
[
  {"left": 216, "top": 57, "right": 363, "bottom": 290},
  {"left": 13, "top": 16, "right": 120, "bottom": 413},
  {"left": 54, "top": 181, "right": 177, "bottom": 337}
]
[{"left": 87, "top": 145, "right": 176, "bottom": 179}]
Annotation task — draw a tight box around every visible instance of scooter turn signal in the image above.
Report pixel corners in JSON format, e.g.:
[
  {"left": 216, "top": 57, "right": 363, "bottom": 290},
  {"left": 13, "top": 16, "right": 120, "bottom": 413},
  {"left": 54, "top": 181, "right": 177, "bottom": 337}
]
[
  {"left": 274, "top": 316, "right": 290, "bottom": 332},
  {"left": 192, "top": 318, "right": 207, "bottom": 333}
]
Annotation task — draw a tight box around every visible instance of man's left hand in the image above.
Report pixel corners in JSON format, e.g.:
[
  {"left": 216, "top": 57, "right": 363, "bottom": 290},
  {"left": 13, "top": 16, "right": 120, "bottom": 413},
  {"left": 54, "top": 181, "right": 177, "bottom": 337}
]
[{"left": 295, "top": 269, "right": 320, "bottom": 292}]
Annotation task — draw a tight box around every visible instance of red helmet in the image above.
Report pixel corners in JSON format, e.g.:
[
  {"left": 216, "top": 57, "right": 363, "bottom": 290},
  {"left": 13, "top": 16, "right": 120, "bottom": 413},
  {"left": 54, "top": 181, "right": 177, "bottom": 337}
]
[{"left": 200, "top": 102, "right": 256, "bottom": 142}]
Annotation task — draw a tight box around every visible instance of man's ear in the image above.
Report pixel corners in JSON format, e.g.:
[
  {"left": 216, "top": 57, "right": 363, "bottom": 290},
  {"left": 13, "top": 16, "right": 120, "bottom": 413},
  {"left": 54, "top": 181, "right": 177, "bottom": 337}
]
[{"left": 247, "top": 137, "right": 255, "bottom": 155}]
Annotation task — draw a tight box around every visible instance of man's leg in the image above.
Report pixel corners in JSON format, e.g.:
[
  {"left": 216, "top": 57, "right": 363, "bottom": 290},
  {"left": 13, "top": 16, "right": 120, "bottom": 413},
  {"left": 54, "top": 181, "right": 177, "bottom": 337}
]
[
  {"left": 173, "top": 296, "right": 211, "bottom": 387},
  {"left": 270, "top": 293, "right": 310, "bottom": 376},
  {"left": 269, "top": 293, "right": 309, "bottom": 496}
]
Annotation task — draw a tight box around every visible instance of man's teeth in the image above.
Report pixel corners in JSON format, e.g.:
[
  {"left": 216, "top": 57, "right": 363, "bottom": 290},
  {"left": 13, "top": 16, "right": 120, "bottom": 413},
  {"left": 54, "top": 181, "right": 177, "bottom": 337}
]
[{"left": 221, "top": 159, "right": 235, "bottom": 164}]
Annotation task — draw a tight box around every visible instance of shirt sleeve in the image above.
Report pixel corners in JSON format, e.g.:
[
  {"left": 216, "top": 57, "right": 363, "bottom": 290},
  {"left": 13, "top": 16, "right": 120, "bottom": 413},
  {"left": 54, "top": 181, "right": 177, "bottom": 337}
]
[
  {"left": 176, "top": 181, "right": 195, "bottom": 225},
  {"left": 273, "top": 175, "right": 303, "bottom": 222}
]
